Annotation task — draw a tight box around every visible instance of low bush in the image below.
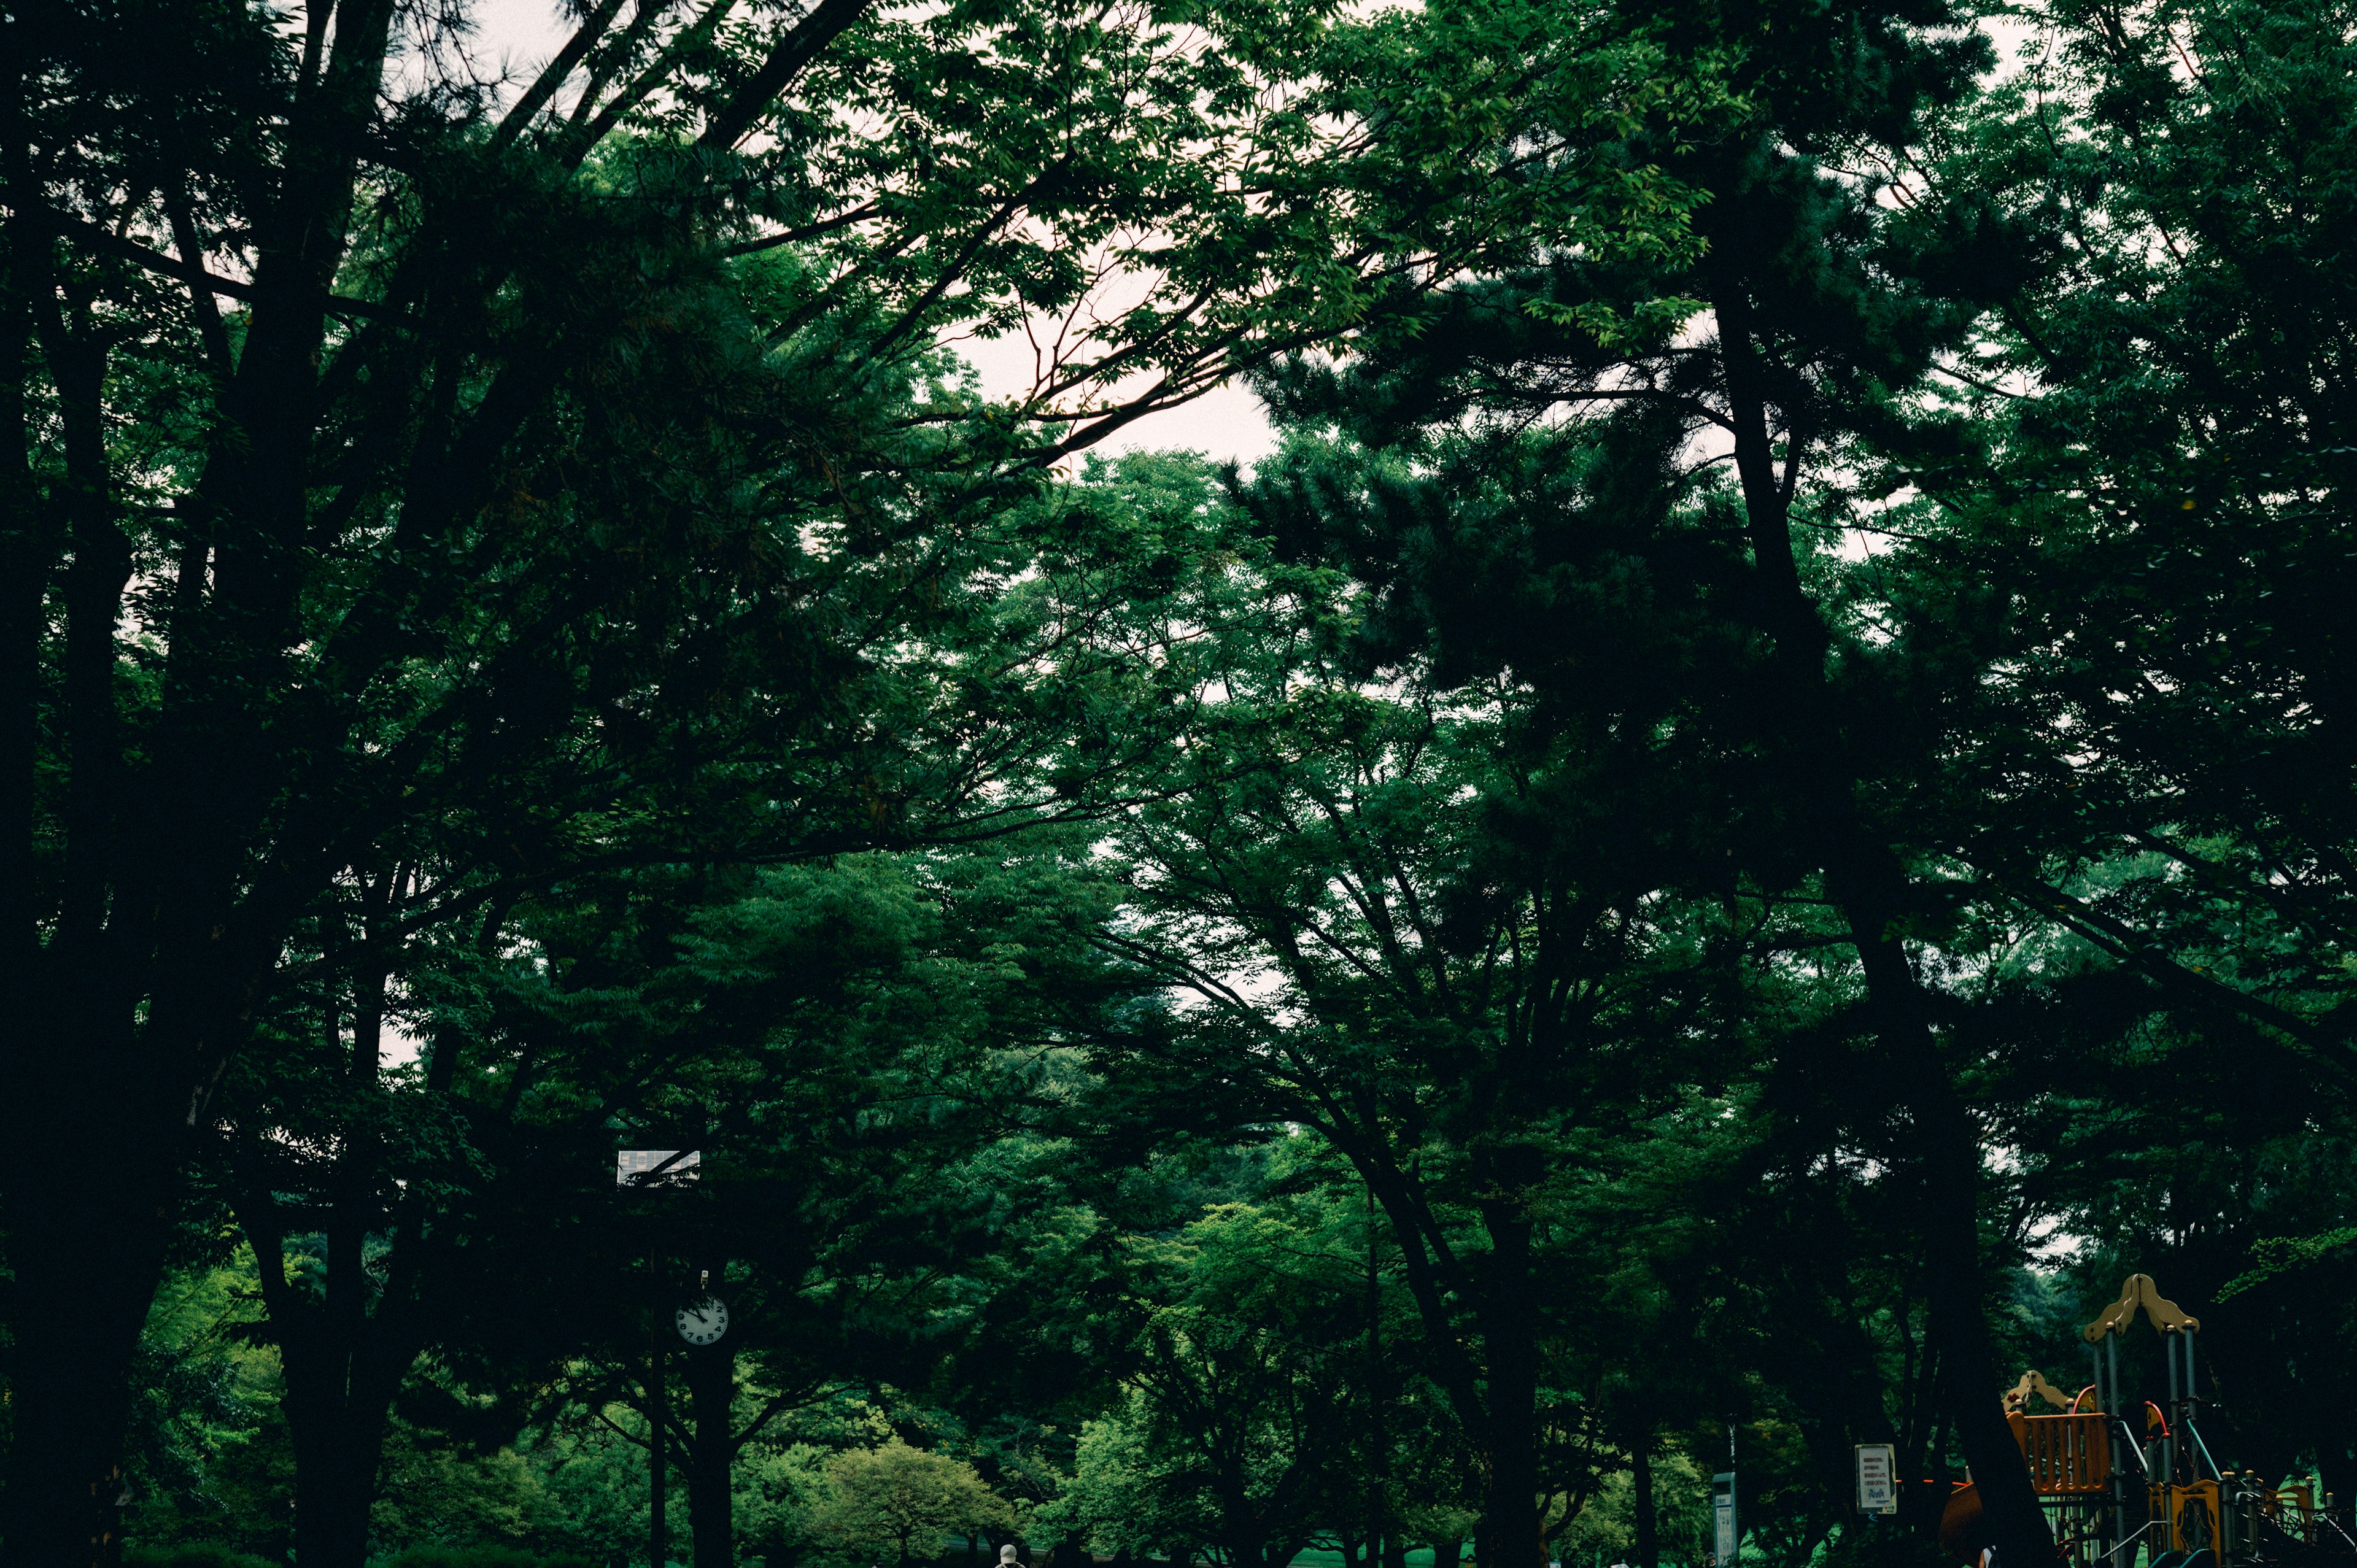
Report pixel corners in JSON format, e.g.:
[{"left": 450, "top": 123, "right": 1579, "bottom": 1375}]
[
  {"left": 126, "top": 1545, "right": 281, "bottom": 1568},
  {"left": 371, "top": 1548, "right": 594, "bottom": 1568}
]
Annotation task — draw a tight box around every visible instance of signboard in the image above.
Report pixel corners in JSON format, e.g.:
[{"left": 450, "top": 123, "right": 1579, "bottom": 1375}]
[
  {"left": 616, "top": 1149, "right": 700, "bottom": 1187},
  {"left": 1855, "top": 1443, "right": 1898, "bottom": 1515},
  {"left": 1713, "top": 1472, "right": 1738, "bottom": 1564}
]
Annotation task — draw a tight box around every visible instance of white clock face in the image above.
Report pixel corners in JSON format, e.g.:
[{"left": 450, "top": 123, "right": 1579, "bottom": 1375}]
[{"left": 675, "top": 1296, "right": 729, "bottom": 1346}]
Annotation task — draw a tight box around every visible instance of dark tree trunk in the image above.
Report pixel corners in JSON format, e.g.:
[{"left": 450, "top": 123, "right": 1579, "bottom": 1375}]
[
  {"left": 285, "top": 1407, "right": 391, "bottom": 1568},
  {"left": 686, "top": 1342, "right": 737, "bottom": 1568},
  {"left": 0, "top": 53, "right": 42, "bottom": 973},
  {"left": 251, "top": 1215, "right": 413, "bottom": 1568},
  {"left": 1479, "top": 1202, "right": 1541, "bottom": 1568},
  {"left": 0, "top": 1092, "right": 176, "bottom": 1568},
  {"left": 0, "top": 177, "right": 171, "bottom": 1568},
  {"left": 246, "top": 943, "right": 423, "bottom": 1568},
  {"left": 0, "top": 2, "right": 404, "bottom": 1554},
  {"left": 1435, "top": 1537, "right": 1464, "bottom": 1568}
]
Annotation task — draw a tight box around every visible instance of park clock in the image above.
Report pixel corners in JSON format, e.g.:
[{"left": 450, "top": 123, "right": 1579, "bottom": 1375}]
[{"left": 674, "top": 1296, "right": 730, "bottom": 1346}]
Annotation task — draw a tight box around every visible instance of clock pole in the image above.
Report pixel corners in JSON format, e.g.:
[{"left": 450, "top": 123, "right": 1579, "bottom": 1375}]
[
  {"left": 651, "top": 1246, "right": 668, "bottom": 1568},
  {"left": 617, "top": 1150, "right": 699, "bottom": 1568}
]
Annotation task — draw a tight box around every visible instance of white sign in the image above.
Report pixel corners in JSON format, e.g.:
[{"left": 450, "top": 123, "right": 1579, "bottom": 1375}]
[
  {"left": 616, "top": 1149, "right": 700, "bottom": 1187},
  {"left": 1713, "top": 1473, "right": 1738, "bottom": 1562},
  {"left": 1856, "top": 1443, "right": 1898, "bottom": 1515}
]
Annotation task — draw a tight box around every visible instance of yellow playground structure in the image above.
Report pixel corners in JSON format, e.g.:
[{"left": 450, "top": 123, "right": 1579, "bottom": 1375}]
[{"left": 1938, "top": 1274, "right": 2356, "bottom": 1568}]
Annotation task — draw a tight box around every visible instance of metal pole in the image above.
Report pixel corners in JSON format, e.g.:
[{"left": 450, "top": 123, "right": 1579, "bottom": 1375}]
[
  {"left": 652, "top": 1248, "right": 667, "bottom": 1568},
  {"left": 2107, "top": 1334, "right": 2127, "bottom": 1566},
  {"left": 2182, "top": 1335, "right": 2199, "bottom": 1478},
  {"left": 1366, "top": 1183, "right": 1384, "bottom": 1568},
  {"left": 2167, "top": 1330, "right": 2183, "bottom": 1488}
]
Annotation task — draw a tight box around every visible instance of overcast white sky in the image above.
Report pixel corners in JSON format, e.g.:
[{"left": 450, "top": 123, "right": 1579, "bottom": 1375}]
[{"left": 463, "top": 0, "right": 1279, "bottom": 466}]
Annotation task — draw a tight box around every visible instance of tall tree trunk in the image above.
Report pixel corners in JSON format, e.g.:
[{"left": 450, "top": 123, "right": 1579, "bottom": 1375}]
[
  {"left": 1713, "top": 289, "right": 2051, "bottom": 1568},
  {"left": 685, "top": 1342, "right": 737, "bottom": 1568},
  {"left": 0, "top": 1088, "right": 177, "bottom": 1568},
  {"left": 1479, "top": 1200, "right": 1541, "bottom": 1568},
  {"left": 0, "top": 52, "right": 45, "bottom": 981},
  {"left": 250, "top": 1208, "right": 414, "bottom": 1568},
  {"left": 287, "top": 1413, "right": 389, "bottom": 1568},
  {"left": 0, "top": 263, "right": 166, "bottom": 1568},
  {"left": 246, "top": 938, "right": 419, "bottom": 1568},
  {"left": 1347, "top": 1150, "right": 1535, "bottom": 1568},
  {"left": 0, "top": 3, "right": 403, "bottom": 1552}
]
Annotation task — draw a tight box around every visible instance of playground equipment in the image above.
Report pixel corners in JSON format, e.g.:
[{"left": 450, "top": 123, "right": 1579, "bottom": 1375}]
[{"left": 1936, "top": 1274, "right": 2357, "bottom": 1568}]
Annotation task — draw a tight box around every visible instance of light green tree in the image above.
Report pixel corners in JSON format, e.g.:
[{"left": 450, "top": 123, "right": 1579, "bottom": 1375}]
[
  {"left": 735, "top": 1443, "right": 838, "bottom": 1568},
  {"left": 810, "top": 1442, "right": 1017, "bottom": 1568}
]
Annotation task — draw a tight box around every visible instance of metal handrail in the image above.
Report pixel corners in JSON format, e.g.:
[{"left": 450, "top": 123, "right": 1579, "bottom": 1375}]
[
  {"left": 2183, "top": 1421, "right": 2224, "bottom": 1483},
  {"left": 2106, "top": 1517, "right": 2164, "bottom": 1567}
]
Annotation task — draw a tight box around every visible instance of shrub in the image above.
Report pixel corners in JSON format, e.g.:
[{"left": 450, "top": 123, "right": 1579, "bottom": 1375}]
[
  {"left": 126, "top": 1547, "right": 281, "bottom": 1568},
  {"left": 370, "top": 1549, "right": 594, "bottom": 1568}
]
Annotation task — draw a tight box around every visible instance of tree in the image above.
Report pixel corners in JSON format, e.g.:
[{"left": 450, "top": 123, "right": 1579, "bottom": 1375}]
[
  {"left": 1724, "top": 0, "right": 2357, "bottom": 1506},
  {"left": 1234, "top": 0, "right": 2073, "bottom": 1555},
  {"left": 1030, "top": 1140, "right": 1470, "bottom": 1568},
  {"left": 525, "top": 843, "right": 1126, "bottom": 1568},
  {"left": 813, "top": 1440, "right": 1016, "bottom": 1567},
  {"left": 238, "top": 833, "right": 1127, "bottom": 1568},
  {"left": 1022, "top": 450, "right": 1792, "bottom": 1565},
  {"left": 1882, "top": 0, "right": 2357, "bottom": 1091},
  {"left": 1116, "top": 1200, "right": 1361, "bottom": 1568}
]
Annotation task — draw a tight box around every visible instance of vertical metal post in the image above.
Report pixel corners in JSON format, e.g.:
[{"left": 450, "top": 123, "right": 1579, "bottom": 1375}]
[
  {"left": 2107, "top": 1334, "right": 2127, "bottom": 1566},
  {"left": 651, "top": 1249, "right": 667, "bottom": 1568},
  {"left": 2159, "top": 1329, "right": 2178, "bottom": 1490},
  {"left": 618, "top": 1153, "right": 697, "bottom": 1568},
  {"left": 1366, "top": 1183, "right": 1384, "bottom": 1568},
  {"left": 2182, "top": 1335, "right": 2198, "bottom": 1478}
]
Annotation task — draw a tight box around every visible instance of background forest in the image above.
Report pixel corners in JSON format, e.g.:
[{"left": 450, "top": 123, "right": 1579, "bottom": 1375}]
[{"left": 10, "top": 0, "right": 2357, "bottom": 1566}]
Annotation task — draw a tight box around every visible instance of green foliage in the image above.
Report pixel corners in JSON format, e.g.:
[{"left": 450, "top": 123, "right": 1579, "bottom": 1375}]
[
  {"left": 736, "top": 1443, "right": 840, "bottom": 1567},
  {"left": 1059, "top": 1194, "right": 1371, "bottom": 1567},
  {"left": 123, "top": 1547, "right": 281, "bottom": 1568},
  {"left": 368, "top": 1550, "right": 592, "bottom": 1568},
  {"left": 1554, "top": 1456, "right": 1709, "bottom": 1561},
  {"left": 809, "top": 1442, "right": 1016, "bottom": 1566},
  {"left": 41, "top": 0, "right": 2357, "bottom": 1564}
]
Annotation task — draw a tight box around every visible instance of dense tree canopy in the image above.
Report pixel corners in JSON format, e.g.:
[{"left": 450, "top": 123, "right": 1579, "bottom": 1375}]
[{"left": 10, "top": 0, "right": 2357, "bottom": 1567}]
